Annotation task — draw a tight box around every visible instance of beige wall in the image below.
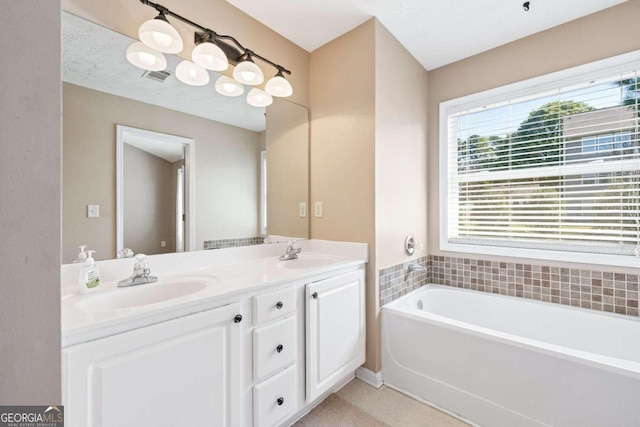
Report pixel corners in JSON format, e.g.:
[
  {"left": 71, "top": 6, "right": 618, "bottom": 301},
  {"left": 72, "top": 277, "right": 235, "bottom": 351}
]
[
  {"left": 123, "top": 145, "right": 176, "bottom": 255},
  {"left": 310, "top": 19, "right": 429, "bottom": 372},
  {"left": 266, "top": 99, "right": 310, "bottom": 238},
  {"left": 373, "top": 22, "right": 429, "bottom": 372},
  {"left": 0, "top": 1, "right": 61, "bottom": 404},
  {"left": 63, "top": 83, "right": 261, "bottom": 262},
  {"left": 374, "top": 22, "right": 429, "bottom": 269},
  {"left": 63, "top": 0, "right": 310, "bottom": 108},
  {"left": 310, "top": 19, "right": 377, "bottom": 370},
  {"left": 428, "top": 0, "right": 640, "bottom": 273}
]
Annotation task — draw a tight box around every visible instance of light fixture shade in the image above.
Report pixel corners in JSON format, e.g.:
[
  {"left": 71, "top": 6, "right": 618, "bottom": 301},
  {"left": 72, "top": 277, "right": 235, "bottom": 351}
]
[
  {"left": 215, "top": 76, "right": 244, "bottom": 97},
  {"left": 233, "top": 60, "right": 264, "bottom": 85},
  {"left": 126, "top": 42, "right": 167, "bottom": 71},
  {"left": 192, "top": 42, "right": 228, "bottom": 71},
  {"left": 139, "top": 16, "right": 183, "bottom": 53},
  {"left": 247, "top": 88, "right": 273, "bottom": 107},
  {"left": 175, "top": 60, "right": 210, "bottom": 86},
  {"left": 265, "top": 75, "right": 293, "bottom": 97}
]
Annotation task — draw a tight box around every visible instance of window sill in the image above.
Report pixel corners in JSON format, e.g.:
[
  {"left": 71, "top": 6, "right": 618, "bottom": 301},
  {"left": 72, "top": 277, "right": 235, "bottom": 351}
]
[{"left": 440, "top": 241, "right": 640, "bottom": 269}]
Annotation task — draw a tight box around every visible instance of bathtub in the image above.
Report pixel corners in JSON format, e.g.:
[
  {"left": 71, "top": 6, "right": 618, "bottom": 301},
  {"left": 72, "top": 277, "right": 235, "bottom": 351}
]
[{"left": 381, "top": 285, "right": 640, "bottom": 427}]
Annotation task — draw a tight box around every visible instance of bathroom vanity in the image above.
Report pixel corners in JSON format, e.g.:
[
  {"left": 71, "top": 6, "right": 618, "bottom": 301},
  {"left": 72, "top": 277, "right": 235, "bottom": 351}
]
[{"left": 61, "top": 240, "right": 367, "bottom": 427}]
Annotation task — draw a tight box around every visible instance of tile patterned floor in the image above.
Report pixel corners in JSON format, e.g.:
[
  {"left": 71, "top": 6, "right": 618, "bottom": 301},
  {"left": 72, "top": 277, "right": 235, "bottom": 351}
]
[{"left": 294, "top": 378, "right": 469, "bottom": 426}]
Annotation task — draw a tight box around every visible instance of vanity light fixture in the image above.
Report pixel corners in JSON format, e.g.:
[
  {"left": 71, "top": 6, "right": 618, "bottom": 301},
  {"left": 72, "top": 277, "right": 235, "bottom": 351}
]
[
  {"left": 215, "top": 76, "right": 244, "bottom": 97},
  {"left": 247, "top": 88, "right": 273, "bottom": 107},
  {"left": 126, "top": 41, "right": 167, "bottom": 71},
  {"left": 138, "top": 10, "right": 183, "bottom": 53},
  {"left": 265, "top": 69, "right": 293, "bottom": 97},
  {"left": 232, "top": 51, "right": 264, "bottom": 85},
  {"left": 192, "top": 40, "right": 228, "bottom": 71},
  {"left": 175, "top": 60, "right": 209, "bottom": 86},
  {"left": 130, "top": 0, "right": 293, "bottom": 102}
]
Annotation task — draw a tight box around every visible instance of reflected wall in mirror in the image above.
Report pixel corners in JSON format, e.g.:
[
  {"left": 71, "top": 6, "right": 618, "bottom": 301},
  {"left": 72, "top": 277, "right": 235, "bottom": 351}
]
[
  {"left": 62, "top": 12, "right": 309, "bottom": 263},
  {"left": 117, "top": 125, "right": 194, "bottom": 256}
]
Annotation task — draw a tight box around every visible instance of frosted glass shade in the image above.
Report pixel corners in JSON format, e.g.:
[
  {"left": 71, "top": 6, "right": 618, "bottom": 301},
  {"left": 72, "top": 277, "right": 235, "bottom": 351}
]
[
  {"left": 247, "top": 88, "right": 273, "bottom": 107},
  {"left": 192, "top": 42, "right": 228, "bottom": 71},
  {"left": 126, "top": 42, "right": 167, "bottom": 71},
  {"left": 233, "top": 60, "right": 264, "bottom": 85},
  {"left": 265, "top": 75, "right": 293, "bottom": 97},
  {"left": 215, "top": 76, "right": 244, "bottom": 97},
  {"left": 175, "top": 60, "right": 210, "bottom": 86},
  {"left": 139, "top": 17, "right": 183, "bottom": 54}
]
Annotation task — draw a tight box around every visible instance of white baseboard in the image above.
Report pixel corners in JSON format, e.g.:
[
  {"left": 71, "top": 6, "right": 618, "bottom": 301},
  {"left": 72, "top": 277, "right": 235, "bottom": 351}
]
[{"left": 355, "top": 367, "right": 383, "bottom": 388}]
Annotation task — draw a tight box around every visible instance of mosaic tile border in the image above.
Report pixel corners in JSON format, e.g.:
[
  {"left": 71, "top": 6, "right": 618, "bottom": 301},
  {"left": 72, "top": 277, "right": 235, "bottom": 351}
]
[
  {"left": 204, "top": 236, "right": 264, "bottom": 250},
  {"left": 379, "top": 256, "right": 429, "bottom": 306},
  {"left": 378, "top": 254, "right": 639, "bottom": 317},
  {"left": 428, "top": 255, "right": 639, "bottom": 317}
]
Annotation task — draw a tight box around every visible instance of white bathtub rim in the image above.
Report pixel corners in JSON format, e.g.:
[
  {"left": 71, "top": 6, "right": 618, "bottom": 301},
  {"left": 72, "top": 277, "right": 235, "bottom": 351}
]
[{"left": 382, "top": 285, "right": 640, "bottom": 379}]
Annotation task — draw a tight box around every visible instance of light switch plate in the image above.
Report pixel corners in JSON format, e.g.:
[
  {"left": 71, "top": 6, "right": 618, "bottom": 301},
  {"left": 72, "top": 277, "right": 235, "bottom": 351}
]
[
  {"left": 87, "top": 204, "right": 99, "bottom": 218},
  {"left": 299, "top": 202, "right": 307, "bottom": 218},
  {"left": 314, "top": 202, "right": 323, "bottom": 218}
]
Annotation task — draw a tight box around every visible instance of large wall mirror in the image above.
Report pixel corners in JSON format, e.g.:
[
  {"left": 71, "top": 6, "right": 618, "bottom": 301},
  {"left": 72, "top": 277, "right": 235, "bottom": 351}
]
[{"left": 62, "top": 12, "right": 309, "bottom": 263}]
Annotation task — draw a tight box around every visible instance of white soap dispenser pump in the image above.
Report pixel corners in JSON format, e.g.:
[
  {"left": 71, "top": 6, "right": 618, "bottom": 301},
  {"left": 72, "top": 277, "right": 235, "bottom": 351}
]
[
  {"left": 79, "top": 250, "right": 100, "bottom": 294},
  {"left": 73, "top": 245, "right": 88, "bottom": 263}
]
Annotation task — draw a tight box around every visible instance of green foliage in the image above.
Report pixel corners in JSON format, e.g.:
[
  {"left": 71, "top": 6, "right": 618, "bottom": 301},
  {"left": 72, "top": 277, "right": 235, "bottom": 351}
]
[{"left": 502, "top": 100, "right": 594, "bottom": 168}]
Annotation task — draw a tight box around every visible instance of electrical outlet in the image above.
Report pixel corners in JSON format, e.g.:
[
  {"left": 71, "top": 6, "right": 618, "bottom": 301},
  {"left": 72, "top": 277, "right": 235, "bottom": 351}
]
[
  {"left": 161, "top": 240, "right": 166, "bottom": 247},
  {"left": 314, "top": 202, "right": 323, "bottom": 218},
  {"left": 87, "top": 205, "right": 99, "bottom": 218},
  {"left": 299, "top": 202, "right": 307, "bottom": 218}
]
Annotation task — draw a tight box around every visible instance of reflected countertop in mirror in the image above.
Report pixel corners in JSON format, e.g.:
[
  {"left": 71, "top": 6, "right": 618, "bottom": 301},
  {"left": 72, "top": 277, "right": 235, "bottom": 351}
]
[{"left": 62, "top": 11, "right": 309, "bottom": 263}]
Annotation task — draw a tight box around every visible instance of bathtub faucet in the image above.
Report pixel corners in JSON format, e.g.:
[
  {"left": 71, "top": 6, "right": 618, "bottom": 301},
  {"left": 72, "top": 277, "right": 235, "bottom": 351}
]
[{"left": 408, "top": 263, "right": 427, "bottom": 274}]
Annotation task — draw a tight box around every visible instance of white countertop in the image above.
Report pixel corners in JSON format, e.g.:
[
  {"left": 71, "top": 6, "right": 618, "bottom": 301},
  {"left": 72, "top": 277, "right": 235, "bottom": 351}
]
[{"left": 61, "top": 240, "right": 368, "bottom": 347}]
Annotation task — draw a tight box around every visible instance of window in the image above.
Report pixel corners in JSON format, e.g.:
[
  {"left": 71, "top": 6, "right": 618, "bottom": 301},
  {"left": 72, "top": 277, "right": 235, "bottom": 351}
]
[{"left": 440, "top": 51, "right": 640, "bottom": 267}]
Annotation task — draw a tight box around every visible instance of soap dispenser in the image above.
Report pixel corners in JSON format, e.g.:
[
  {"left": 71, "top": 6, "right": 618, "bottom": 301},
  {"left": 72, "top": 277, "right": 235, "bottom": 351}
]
[
  {"left": 79, "top": 250, "right": 100, "bottom": 294},
  {"left": 73, "top": 245, "right": 88, "bottom": 263}
]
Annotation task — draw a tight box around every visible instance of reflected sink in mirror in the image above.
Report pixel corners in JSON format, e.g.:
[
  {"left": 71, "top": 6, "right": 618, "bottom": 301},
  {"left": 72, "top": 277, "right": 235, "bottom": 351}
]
[
  {"left": 276, "top": 255, "right": 345, "bottom": 269},
  {"left": 76, "top": 277, "right": 217, "bottom": 312}
]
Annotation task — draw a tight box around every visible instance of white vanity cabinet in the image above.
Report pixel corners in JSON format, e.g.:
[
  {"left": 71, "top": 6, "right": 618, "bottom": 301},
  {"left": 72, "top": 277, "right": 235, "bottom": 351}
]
[
  {"left": 62, "top": 257, "right": 367, "bottom": 427},
  {"left": 306, "top": 269, "right": 366, "bottom": 402},
  {"left": 251, "top": 287, "right": 298, "bottom": 427},
  {"left": 63, "top": 303, "right": 243, "bottom": 427}
]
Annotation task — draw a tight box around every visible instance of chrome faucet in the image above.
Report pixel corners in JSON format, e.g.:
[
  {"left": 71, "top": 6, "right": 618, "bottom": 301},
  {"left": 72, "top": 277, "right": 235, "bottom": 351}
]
[
  {"left": 118, "top": 254, "right": 158, "bottom": 287},
  {"left": 408, "top": 263, "right": 428, "bottom": 274},
  {"left": 279, "top": 241, "right": 301, "bottom": 261}
]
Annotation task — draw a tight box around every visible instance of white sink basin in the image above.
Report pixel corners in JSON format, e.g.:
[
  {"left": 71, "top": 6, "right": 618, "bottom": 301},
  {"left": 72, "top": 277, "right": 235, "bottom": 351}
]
[
  {"left": 76, "top": 277, "right": 216, "bottom": 312},
  {"left": 276, "top": 255, "right": 344, "bottom": 269}
]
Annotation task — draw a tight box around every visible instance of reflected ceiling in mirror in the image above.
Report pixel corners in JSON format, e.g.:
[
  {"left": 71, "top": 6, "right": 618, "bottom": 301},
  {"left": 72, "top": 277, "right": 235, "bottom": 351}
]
[
  {"left": 63, "top": 12, "right": 265, "bottom": 132},
  {"left": 62, "top": 12, "right": 309, "bottom": 264}
]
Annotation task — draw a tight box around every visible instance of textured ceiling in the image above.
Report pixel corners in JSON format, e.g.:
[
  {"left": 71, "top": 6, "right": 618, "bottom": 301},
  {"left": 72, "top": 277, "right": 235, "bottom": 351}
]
[
  {"left": 226, "top": 0, "right": 627, "bottom": 70},
  {"left": 63, "top": 12, "right": 265, "bottom": 132}
]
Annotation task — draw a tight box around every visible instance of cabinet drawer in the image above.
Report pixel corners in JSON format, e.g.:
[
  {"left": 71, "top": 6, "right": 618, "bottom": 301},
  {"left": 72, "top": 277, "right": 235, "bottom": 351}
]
[
  {"left": 253, "top": 287, "right": 296, "bottom": 325},
  {"left": 253, "top": 365, "right": 297, "bottom": 427},
  {"left": 253, "top": 316, "right": 296, "bottom": 381}
]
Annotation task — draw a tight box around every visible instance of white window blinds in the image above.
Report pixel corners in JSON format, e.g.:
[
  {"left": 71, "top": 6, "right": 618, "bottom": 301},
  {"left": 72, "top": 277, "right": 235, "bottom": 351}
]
[{"left": 442, "top": 59, "right": 640, "bottom": 260}]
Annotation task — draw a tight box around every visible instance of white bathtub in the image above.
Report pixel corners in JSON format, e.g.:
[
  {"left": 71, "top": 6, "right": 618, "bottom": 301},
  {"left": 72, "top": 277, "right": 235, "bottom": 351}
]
[{"left": 381, "top": 285, "right": 640, "bottom": 427}]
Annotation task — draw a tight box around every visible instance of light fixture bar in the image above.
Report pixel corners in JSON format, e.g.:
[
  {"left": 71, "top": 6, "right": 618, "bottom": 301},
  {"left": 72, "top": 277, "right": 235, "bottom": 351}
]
[{"left": 139, "top": 0, "right": 291, "bottom": 76}]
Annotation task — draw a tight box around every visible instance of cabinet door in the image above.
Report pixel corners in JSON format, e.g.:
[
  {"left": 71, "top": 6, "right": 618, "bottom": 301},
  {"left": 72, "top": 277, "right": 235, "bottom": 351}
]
[
  {"left": 63, "top": 303, "right": 243, "bottom": 427},
  {"left": 306, "top": 269, "right": 365, "bottom": 402}
]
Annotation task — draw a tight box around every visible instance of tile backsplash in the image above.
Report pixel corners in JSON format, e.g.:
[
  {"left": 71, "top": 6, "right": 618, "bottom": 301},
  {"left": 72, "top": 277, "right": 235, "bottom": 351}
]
[
  {"left": 379, "top": 256, "right": 429, "bottom": 306},
  {"left": 379, "top": 254, "right": 639, "bottom": 317},
  {"left": 204, "top": 236, "right": 264, "bottom": 250}
]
